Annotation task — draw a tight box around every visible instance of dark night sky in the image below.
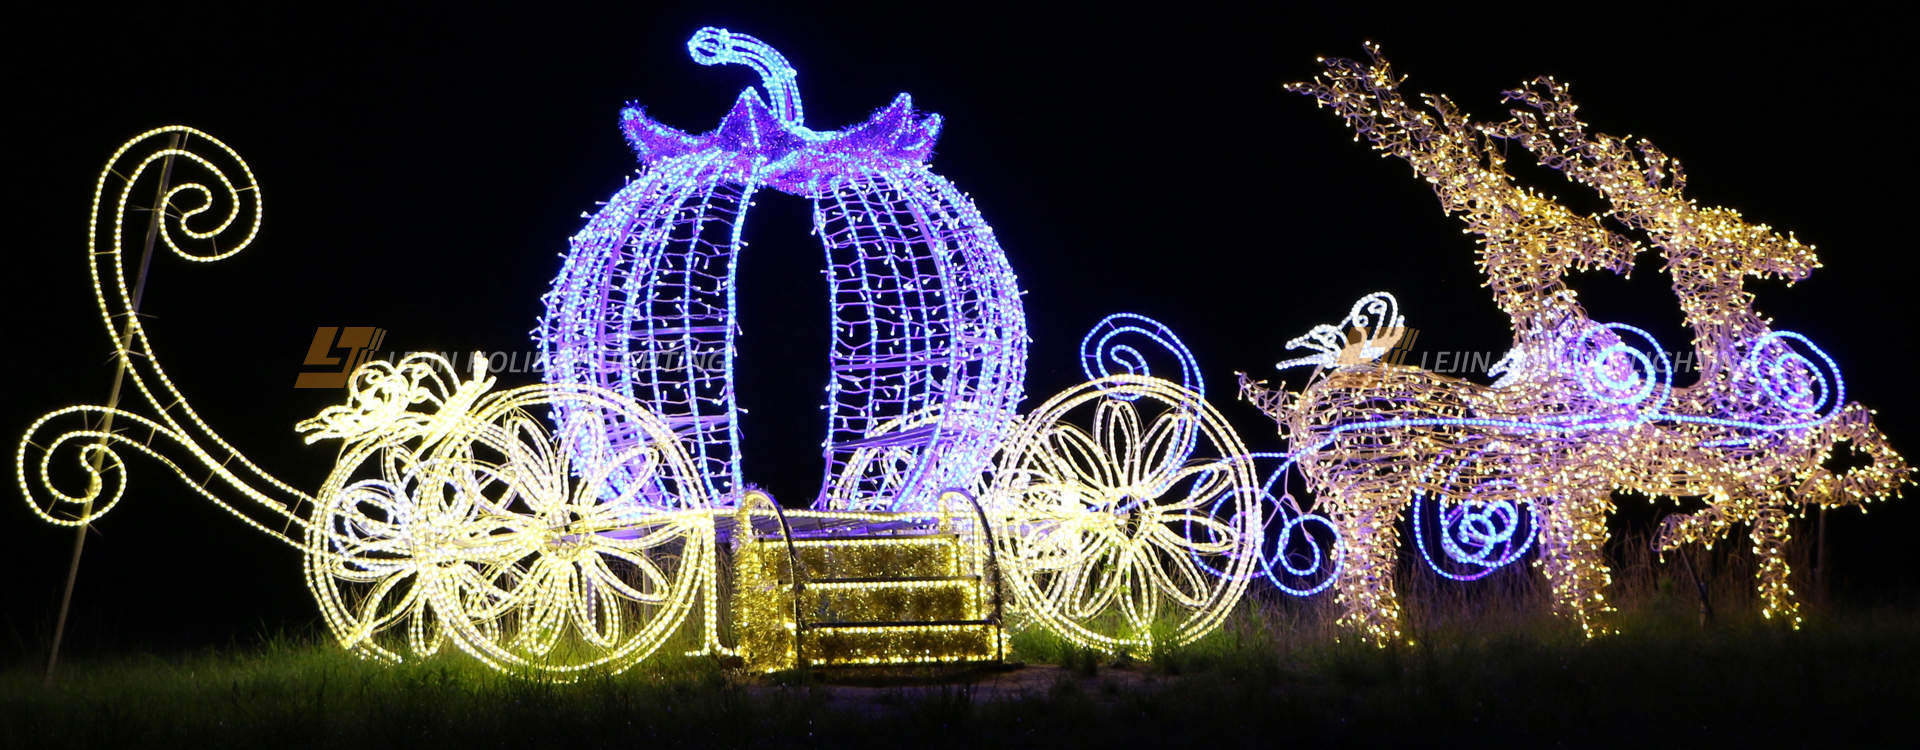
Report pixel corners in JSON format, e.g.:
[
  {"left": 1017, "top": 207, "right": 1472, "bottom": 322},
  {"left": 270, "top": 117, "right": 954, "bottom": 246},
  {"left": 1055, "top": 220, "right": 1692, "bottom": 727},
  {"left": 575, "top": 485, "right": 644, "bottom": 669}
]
[{"left": 3, "top": 4, "right": 1915, "bottom": 657}]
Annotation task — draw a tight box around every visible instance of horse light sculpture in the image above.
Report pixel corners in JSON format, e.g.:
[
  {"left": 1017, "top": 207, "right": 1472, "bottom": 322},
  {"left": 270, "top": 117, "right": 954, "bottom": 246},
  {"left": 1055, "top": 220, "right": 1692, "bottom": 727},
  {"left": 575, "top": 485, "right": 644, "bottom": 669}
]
[
  {"left": 1243, "top": 47, "right": 1909, "bottom": 641},
  {"left": 537, "top": 28, "right": 1026, "bottom": 512}
]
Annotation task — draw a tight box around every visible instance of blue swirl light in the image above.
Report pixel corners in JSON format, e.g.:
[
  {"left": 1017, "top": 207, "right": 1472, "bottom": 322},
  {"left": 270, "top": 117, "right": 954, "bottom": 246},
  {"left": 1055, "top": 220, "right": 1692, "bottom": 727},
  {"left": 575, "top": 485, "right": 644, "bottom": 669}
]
[
  {"left": 1410, "top": 452, "right": 1536, "bottom": 581},
  {"left": 1079, "top": 313, "right": 1205, "bottom": 398},
  {"left": 1744, "top": 331, "right": 1841, "bottom": 417},
  {"left": 1187, "top": 451, "right": 1342, "bottom": 596},
  {"left": 1572, "top": 323, "right": 1671, "bottom": 411},
  {"left": 1079, "top": 315, "right": 1340, "bottom": 596},
  {"left": 1254, "top": 320, "right": 1851, "bottom": 596}
]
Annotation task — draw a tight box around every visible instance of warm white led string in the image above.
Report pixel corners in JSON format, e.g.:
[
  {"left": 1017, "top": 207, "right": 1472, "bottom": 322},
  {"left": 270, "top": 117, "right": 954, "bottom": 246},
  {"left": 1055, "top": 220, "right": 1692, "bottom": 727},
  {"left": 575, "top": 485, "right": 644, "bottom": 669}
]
[
  {"left": 1243, "top": 47, "right": 1910, "bottom": 642},
  {"left": 11, "top": 127, "right": 1277, "bottom": 676},
  {"left": 44, "top": 36, "right": 1898, "bottom": 677},
  {"left": 18, "top": 121, "right": 1271, "bottom": 680},
  {"left": 17, "top": 126, "right": 310, "bottom": 541},
  {"left": 987, "top": 375, "right": 1262, "bottom": 654},
  {"left": 298, "top": 354, "right": 720, "bottom": 674}
]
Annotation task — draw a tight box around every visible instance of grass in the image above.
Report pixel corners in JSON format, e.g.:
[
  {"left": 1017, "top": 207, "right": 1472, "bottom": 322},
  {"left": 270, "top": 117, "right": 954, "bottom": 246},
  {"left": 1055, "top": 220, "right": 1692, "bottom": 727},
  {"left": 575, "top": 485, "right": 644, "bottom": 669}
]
[{"left": 7, "top": 543, "right": 1918, "bottom": 748}]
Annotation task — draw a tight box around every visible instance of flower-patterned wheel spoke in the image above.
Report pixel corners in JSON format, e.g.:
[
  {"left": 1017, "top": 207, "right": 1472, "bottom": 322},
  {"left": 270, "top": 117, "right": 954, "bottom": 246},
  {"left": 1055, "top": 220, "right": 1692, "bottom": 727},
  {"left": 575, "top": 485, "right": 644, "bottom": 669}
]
[
  {"left": 301, "top": 355, "right": 717, "bottom": 675},
  {"left": 990, "top": 375, "right": 1261, "bottom": 654}
]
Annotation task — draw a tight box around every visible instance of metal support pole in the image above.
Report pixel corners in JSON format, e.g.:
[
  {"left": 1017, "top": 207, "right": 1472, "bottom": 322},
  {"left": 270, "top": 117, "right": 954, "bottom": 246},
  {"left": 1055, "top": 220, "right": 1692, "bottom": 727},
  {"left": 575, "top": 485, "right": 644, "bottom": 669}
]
[
  {"left": 1815, "top": 504, "right": 1829, "bottom": 608},
  {"left": 1676, "top": 543, "right": 1715, "bottom": 629},
  {"left": 45, "top": 132, "right": 183, "bottom": 683}
]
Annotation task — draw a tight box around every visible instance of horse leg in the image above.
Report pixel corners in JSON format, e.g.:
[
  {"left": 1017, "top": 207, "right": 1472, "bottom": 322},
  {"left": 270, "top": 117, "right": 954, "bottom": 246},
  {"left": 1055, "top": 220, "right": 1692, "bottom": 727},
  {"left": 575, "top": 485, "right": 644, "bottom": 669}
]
[
  {"left": 1748, "top": 495, "right": 1802, "bottom": 626},
  {"left": 1656, "top": 500, "right": 1733, "bottom": 553},
  {"left": 1329, "top": 494, "right": 1406, "bottom": 643},
  {"left": 1532, "top": 492, "right": 1615, "bottom": 636}
]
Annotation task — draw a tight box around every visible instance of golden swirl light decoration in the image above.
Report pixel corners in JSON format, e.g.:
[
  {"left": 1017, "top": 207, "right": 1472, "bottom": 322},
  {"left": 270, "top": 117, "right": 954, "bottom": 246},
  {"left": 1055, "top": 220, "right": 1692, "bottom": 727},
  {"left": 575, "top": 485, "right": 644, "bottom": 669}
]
[
  {"left": 988, "top": 375, "right": 1261, "bottom": 654},
  {"left": 17, "top": 128, "right": 723, "bottom": 677},
  {"left": 298, "top": 354, "right": 719, "bottom": 674},
  {"left": 15, "top": 127, "right": 311, "bottom": 542}
]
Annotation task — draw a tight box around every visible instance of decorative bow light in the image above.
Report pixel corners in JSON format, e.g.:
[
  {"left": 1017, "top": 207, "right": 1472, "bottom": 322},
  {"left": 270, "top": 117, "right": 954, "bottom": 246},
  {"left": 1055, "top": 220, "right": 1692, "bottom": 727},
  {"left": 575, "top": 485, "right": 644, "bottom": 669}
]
[{"left": 1276, "top": 292, "right": 1407, "bottom": 370}]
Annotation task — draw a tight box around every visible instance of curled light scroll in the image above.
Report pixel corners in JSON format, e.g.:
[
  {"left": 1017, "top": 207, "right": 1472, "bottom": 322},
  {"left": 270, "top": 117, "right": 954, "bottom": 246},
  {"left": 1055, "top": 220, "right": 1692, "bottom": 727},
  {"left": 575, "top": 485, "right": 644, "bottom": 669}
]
[
  {"left": 1079, "top": 313, "right": 1204, "bottom": 398},
  {"left": 1180, "top": 453, "right": 1342, "bottom": 597},
  {"left": 1571, "top": 323, "right": 1673, "bottom": 414},
  {"left": 18, "top": 407, "right": 300, "bottom": 544},
  {"left": 1410, "top": 453, "right": 1536, "bottom": 581},
  {"left": 1253, "top": 462, "right": 1342, "bottom": 596},
  {"left": 687, "top": 27, "right": 804, "bottom": 127},
  {"left": 16, "top": 127, "right": 311, "bottom": 543},
  {"left": 1265, "top": 509, "right": 1342, "bottom": 595},
  {"left": 1741, "top": 331, "right": 1842, "bottom": 419}
]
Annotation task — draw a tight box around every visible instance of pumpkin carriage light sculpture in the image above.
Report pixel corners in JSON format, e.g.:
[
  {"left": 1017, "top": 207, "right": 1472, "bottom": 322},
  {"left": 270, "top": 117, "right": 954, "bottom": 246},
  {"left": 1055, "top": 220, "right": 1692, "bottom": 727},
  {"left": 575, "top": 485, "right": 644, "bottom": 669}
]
[
  {"left": 21, "top": 31, "right": 1907, "bottom": 677},
  {"left": 1241, "top": 46, "right": 1910, "bottom": 642},
  {"left": 19, "top": 29, "right": 1295, "bottom": 675}
]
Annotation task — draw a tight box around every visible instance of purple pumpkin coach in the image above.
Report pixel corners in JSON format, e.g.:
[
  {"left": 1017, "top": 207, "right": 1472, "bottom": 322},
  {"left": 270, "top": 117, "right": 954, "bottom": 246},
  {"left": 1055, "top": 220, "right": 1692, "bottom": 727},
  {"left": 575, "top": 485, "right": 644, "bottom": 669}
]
[{"left": 537, "top": 28, "right": 1027, "bottom": 512}]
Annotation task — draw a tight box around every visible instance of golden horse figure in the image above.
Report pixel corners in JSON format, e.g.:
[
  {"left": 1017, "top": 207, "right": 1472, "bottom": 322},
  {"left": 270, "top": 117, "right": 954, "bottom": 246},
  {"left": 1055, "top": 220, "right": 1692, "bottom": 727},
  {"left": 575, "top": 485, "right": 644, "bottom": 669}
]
[{"left": 1242, "top": 47, "right": 1909, "bottom": 642}]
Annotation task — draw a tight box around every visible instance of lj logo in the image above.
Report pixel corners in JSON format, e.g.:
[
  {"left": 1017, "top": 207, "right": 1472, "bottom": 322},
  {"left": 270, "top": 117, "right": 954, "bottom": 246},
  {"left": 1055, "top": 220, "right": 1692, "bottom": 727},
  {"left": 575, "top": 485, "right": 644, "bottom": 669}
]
[
  {"left": 1335, "top": 326, "right": 1420, "bottom": 367},
  {"left": 294, "top": 327, "right": 387, "bottom": 388},
  {"left": 1382, "top": 328, "right": 1419, "bottom": 366}
]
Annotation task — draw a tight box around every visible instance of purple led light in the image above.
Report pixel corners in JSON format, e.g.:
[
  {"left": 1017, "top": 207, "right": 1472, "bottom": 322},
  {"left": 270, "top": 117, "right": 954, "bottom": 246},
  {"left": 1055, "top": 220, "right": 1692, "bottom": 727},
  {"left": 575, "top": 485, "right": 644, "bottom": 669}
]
[
  {"left": 1409, "top": 451, "right": 1537, "bottom": 581},
  {"left": 1259, "top": 312, "right": 1854, "bottom": 590},
  {"left": 538, "top": 28, "right": 1026, "bottom": 511}
]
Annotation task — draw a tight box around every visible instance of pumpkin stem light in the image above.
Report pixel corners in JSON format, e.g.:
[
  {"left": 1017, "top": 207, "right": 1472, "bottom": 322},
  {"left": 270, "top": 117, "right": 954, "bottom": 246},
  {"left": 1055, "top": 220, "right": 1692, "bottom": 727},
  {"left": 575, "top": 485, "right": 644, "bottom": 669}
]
[{"left": 688, "top": 27, "right": 806, "bottom": 129}]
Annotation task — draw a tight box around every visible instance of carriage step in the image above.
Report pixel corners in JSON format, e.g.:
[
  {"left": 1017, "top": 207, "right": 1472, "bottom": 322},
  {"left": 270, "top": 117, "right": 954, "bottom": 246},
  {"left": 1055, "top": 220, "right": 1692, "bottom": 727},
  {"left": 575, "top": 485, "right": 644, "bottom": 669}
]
[
  {"left": 806, "top": 618, "right": 996, "bottom": 629},
  {"left": 734, "top": 531, "right": 999, "bottom": 671},
  {"left": 804, "top": 576, "right": 980, "bottom": 623},
  {"left": 784, "top": 534, "right": 960, "bottom": 579},
  {"left": 810, "top": 575, "right": 975, "bottom": 584},
  {"left": 801, "top": 620, "right": 1000, "bottom": 668}
]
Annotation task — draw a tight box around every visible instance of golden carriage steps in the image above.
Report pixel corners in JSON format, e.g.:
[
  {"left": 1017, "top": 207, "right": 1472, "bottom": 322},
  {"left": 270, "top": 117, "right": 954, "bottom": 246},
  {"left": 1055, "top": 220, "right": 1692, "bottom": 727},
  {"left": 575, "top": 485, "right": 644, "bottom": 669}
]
[{"left": 729, "top": 491, "right": 1006, "bottom": 672}]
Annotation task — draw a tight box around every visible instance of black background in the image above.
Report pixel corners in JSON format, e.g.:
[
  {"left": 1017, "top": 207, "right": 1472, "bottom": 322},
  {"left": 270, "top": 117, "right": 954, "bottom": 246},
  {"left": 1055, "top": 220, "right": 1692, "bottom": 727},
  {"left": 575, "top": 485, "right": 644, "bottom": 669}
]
[{"left": 3, "top": 3, "right": 1914, "bottom": 658}]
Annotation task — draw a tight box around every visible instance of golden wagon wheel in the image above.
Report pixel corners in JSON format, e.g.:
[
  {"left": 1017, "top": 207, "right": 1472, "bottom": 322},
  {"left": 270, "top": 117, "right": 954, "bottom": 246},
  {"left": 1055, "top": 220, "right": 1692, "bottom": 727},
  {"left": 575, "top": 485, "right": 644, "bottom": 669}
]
[
  {"left": 301, "top": 356, "right": 716, "bottom": 675},
  {"left": 988, "top": 375, "right": 1260, "bottom": 654}
]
